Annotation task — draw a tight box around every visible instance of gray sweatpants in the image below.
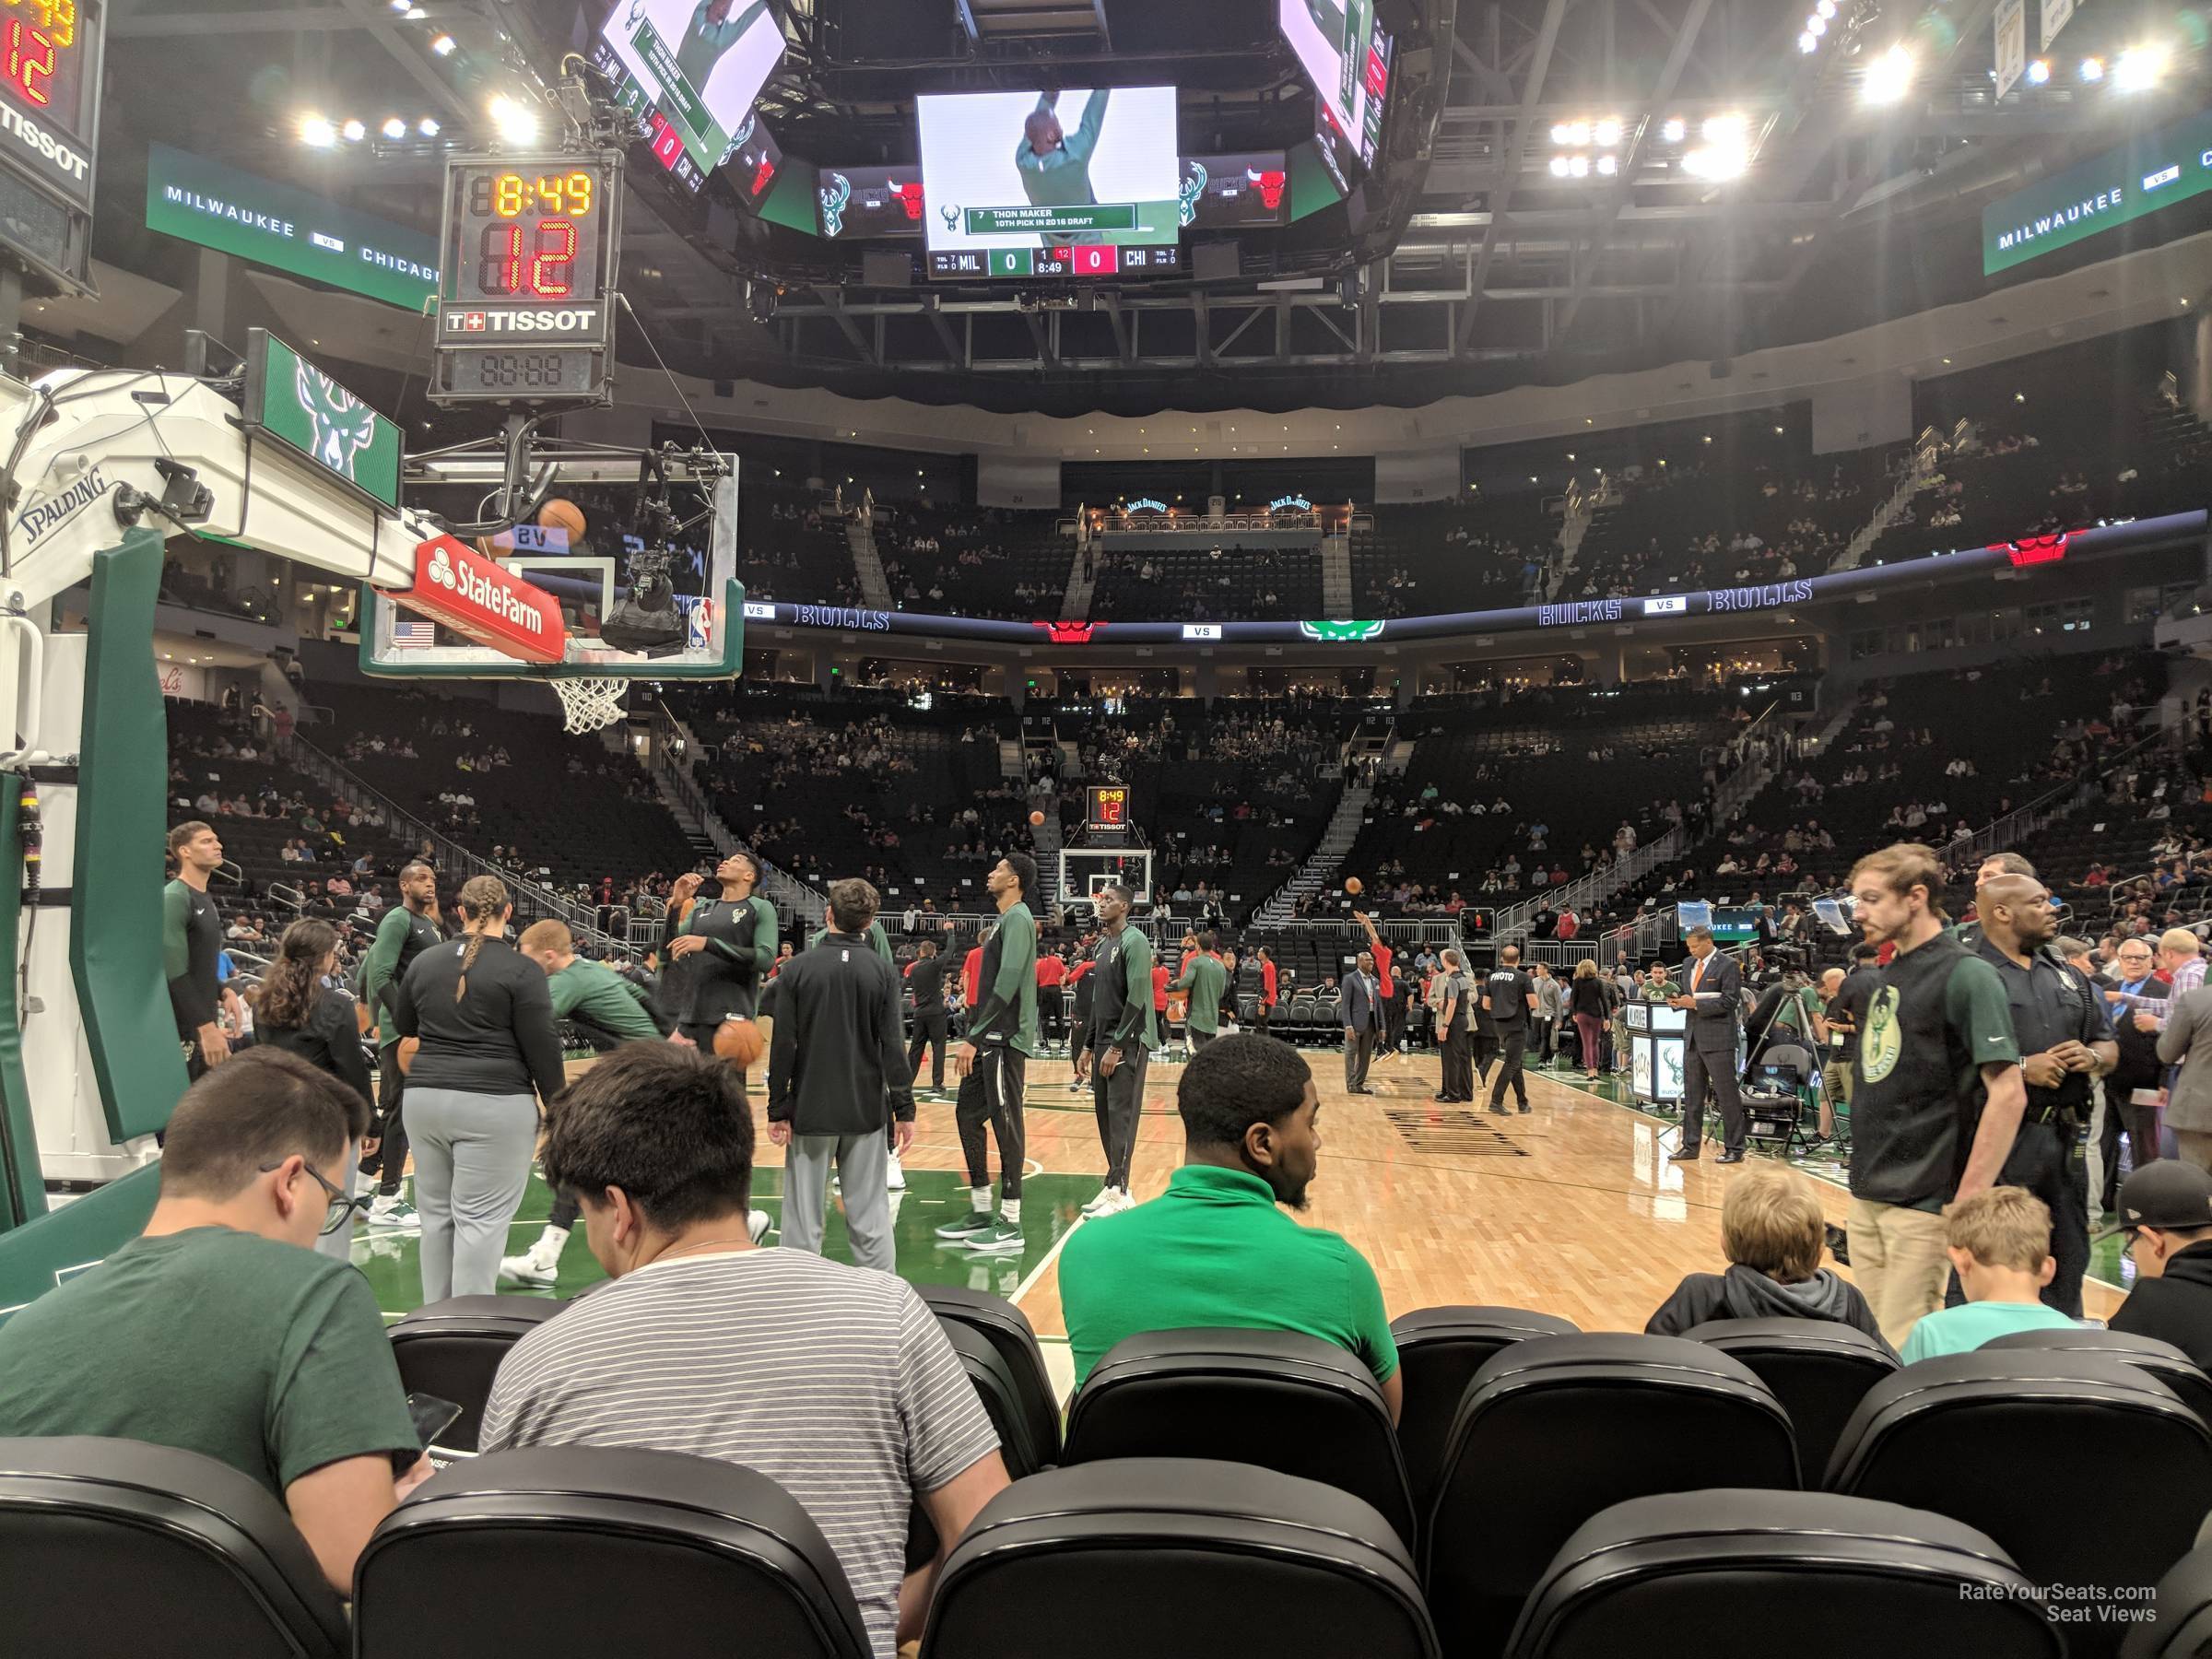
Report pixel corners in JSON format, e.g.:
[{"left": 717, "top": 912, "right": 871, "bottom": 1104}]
[
  {"left": 782, "top": 1130, "right": 895, "bottom": 1274},
  {"left": 406, "top": 1087, "right": 539, "bottom": 1302}
]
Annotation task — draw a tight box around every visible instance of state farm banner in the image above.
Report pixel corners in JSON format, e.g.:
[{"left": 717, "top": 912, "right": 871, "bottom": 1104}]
[{"left": 390, "top": 535, "right": 568, "bottom": 665}]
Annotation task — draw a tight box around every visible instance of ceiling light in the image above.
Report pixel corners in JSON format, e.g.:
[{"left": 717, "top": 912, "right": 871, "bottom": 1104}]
[
  {"left": 403, "top": 4, "right": 425, "bottom": 15},
  {"left": 388, "top": 0, "right": 409, "bottom": 10},
  {"left": 2078, "top": 55, "right": 2104, "bottom": 82},
  {"left": 1862, "top": 43, "right": 1915, "bottom": 104},
  {"left": 381, "top": 116, "right": 407, "bottom": 140},
  {"left": 429, "top": 32, "right": 455, "bottom": 55},
  {"left": 488, "top": 94, "right": 538, "bottom": 145},
  {"left": 1806, "top": 13, "right": 1826, "bottom": 35},
  {"left": 1701, "top": 112, "right": 1744, "bottom": 142},
  {"left": 2026, "top": 57, "right": 2050, "bottom": 85},
  {"left": 299, "top": 113, "right": 336, "bottom": 147},
  {"left": 2114, "top": 44, "right": 2168, "bottom": 92},
  {"left": 1799, "top": 31, "right": 1818, "bottom": 52},
  {"left": 1594, "top": 118, "right": 1621, "bottom": 147},
  {"left": 340, "top": 118, "right": 366, "bottom": 142},
  {"left": 1568, "top": 155, "right": 1589, "bottom": 177},
  {"left": 1816, "top": 0, "right": 1836, "bottom": 16},
  {"left": 418, "top": 116, "right": 441, "bottom": 136},
  {"left": 1550, "top": 123, "right": 1572, "bottom": 145},
  {"left": 1661, "top": 117, "right": 1686, "bottom": 142},
  {"left": 1596, "top": 154, "right": 1618, "bottom": 175},
  {"left": 1566, "top": 121, "right": 1590, "bottom": 146},
  {"left": 1549, "top": 155, "right": 1571, "bottom": 177}
]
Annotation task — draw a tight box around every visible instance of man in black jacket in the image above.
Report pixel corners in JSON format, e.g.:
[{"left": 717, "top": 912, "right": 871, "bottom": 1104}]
[
  {"left": 904, "top": 940, "right": 952, "bottom": 1100},
  {"left": 2097, "top": 935, "right": 2169, "bottom": 1214},
  {"left": 2107, "top": 1160, "right": 2212, "bottom": 1371},
  {"left": 770, "top": 878, "right": 913, "bottom": 1273}
]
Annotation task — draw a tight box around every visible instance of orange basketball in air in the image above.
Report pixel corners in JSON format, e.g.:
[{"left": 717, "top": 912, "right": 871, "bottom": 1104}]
[
  {"left": 1345, "top": 877, "right": 1364, "bottom": 896},
  {"left": 713, "top": 1018, "right": 766, "bottom": 1066},
  {"left": 538, "top": 498, "right": 588, "bottom": 540},
  {"left": 1030, "top": 809, "right": 1046, "bottom": 826}
]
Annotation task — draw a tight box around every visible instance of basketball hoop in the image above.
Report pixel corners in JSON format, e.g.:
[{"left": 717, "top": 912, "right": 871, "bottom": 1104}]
[{"left": 551, "top": 677, "right": 630, "bottom": 734}]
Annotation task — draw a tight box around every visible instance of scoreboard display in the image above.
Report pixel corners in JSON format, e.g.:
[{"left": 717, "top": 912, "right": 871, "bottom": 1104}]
[
  {"left": 1087, "top": 784, "right": 1133, "bottom": 835},
  {"left": 0, "top": 0, "right": 100, "bottom": 288},
  {"left": 929, "top": 244, "right": 1182, "bottom": 280},
  {"left": 433, "top": 153, "right": 623, "bottom": 406}
]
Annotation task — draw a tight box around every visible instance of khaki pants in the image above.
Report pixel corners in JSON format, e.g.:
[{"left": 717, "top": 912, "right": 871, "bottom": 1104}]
[
  {"left": 1846, "top": 1196, "right": 1952, "bottom": 1350},
  {"left": 2179, "top": 1129, "right": 2212, "bottom": 1177}
]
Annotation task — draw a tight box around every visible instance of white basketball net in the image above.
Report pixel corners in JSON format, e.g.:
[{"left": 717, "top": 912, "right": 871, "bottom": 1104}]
[{"left": 552, "top": 677, "right": 630, "bottom": 734}]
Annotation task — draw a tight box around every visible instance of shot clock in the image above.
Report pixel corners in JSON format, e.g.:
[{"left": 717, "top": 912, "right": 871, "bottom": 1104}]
[
  {"left": 0, "top": 0, "right": 101, "bottom": 289},
  {"left": 1086, "top": 784, "right": 1133, "bottom": 839},
  {"left": 431, "top": 152, "right": 624, "bottom": 406}
]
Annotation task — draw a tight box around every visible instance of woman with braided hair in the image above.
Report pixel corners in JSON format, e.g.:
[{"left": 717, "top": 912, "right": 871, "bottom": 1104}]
[{"left": 390, "top": 875, "right": 567, "bottom": 1300}]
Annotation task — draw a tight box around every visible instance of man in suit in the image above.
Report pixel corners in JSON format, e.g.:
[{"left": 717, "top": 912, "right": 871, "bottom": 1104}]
[
  {"left": 1670, "top": 925, "right": 1747, "bottom": 1163},
  {"left": 1344, "top": 950, "right": 1383, "bottom": 1095}
]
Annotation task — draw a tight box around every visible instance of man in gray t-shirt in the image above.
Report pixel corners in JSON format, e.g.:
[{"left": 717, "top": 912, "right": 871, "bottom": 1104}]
[{"left": 479, "top": 1044, "right": 1006, "bottom": 1657}]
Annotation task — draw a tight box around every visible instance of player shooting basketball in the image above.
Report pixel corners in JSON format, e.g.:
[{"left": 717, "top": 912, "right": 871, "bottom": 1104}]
[
  {"left": 664, "top": 849, "right": 779, "bottom": 1096},
  {"left": 1016, "top": 90, "right": 1112, "bottom": 243}
]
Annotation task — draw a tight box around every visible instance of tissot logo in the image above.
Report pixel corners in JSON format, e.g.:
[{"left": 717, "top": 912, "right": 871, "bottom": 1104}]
[
  {"left": 0, "top": 103, "right": 88, "bottom": 185},
  {"left": 444, "top": 306, "right": 601, "bottom": 335}
]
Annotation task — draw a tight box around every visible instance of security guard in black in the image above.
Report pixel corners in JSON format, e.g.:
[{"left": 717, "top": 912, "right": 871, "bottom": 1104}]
[{"left": 1971, "top": 875, "right": 2115, "bottom": 1318}]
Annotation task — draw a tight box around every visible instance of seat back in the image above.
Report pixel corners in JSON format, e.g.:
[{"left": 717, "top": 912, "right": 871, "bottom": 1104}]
[
  {"left": 1508, "top": 1489, "right": 2062, "bottom": 1659},
  {"left": 903, "top": 1320, "right": 1055, "bottom": 1574},
  {"left": 1424, "top": 1333, "right": 1798, "bottom": 1659},
  {"left": 1683, "top": 1318, "right": 1900, "bottom": 1480},
  {"left": 1830, "top": 1352, "right": 2212, "bottom": 1658},
  {"left": 921, "top": 1458, "right": 1438, "bottom": 1659},
  {"left": 1063, "top": 1328, "right": 1415, "bottom": 1544},
  {"left": 0, "top": 1436, "right": 349, "bottom": 1658},
  {"left": 2122, "top": 1536, "right": 2212, "bottom": 1659},
  {"left": 1390, "top": 1305, "right": 1582, "bottom": 1516},
  {"left": 1983, "top": 1326, "right": 2212, "bottom": 1427},
  {"left": 355, "top": 1447, "right": 871, "bottom": 1659},
  {"left": 915, "top": 1284, "right": 1062, "bottom": 1467},
  {"left": 386, "top": 1295, "right": 566, "bottom": 1452}
]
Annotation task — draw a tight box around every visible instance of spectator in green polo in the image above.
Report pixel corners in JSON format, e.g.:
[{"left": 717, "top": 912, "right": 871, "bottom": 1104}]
[
  {"left": 1168, "top": 930, "right": 1230, "bottom": 1052},
  {"left": 1056, "top": 1032, "right": 1399, "bottom": 1417},
  {"left": 519, "top": 920, "right": 664, "bottom": 1044}
]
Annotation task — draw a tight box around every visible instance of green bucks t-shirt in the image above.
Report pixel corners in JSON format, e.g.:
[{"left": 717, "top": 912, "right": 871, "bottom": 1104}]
[
  {"left": 0, "top": 1227, "right": 417, "bottom": 1496},
  {"left": 1171, "top": 952, "right": 1230, "bottom": 1034}
]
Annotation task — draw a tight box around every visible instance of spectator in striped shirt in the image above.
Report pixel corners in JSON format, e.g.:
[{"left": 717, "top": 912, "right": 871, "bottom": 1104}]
[{"left": 479, "top": 1043, "right": 1007, "bottom": 1658}]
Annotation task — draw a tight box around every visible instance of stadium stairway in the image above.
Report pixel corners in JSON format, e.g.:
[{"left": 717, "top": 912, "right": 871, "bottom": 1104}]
[
  {"left": 1058, "top": 530, "right": 1095, "bottom": 619},
  {"left": 1255, "top": 782, "right": 1371, "bottom": 923},
  {"left": 1544, "top": 476, "right": 1611, "bottom": 600},
  {"left": 1831, "top": 435, "right": 1956, "bottom": 573},
  {"left": 1030, "top": 806, "right": 1063, "bottom": 918},
  {"left": 1321, "top": 526, "right": 1353, "bottom": 616},
  {"left": 848, "top": 512, "right": 894, "bottom": 610}
]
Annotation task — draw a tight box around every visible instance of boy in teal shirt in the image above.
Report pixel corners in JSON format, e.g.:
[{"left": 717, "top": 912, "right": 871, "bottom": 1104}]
[{"left": 1900, "top": 1185, "right": 2077, "bottom": 1362}]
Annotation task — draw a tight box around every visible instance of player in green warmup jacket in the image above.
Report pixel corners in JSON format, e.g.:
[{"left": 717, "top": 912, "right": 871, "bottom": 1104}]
[
  {"left": 1015, "top": 91, "right": 1112, "bottom": 240},
  {"left": 1169, "top": 931, "right": 1230, "bottom": 1053},
  {"left": 936, "top": 854, "right": 1041, "bottom": 1252}
]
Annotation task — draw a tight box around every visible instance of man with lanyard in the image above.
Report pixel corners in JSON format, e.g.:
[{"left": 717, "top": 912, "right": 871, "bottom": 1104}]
[
  {"left": 1482, "top": 943, "right": 1539, "bottom": 1114},
  {"left": 357, "top": 859, "right": 443, "bottom": 1229},
  {"left": 1355, "top": 911, "right": 1401, "bottom": 1060},
  {"left": 2098, "top": 935, "right": 2169, "bottom": 1216},
  {"left": 664, "top": 850, "right": 779, "bottom": 1095},
  {"left": 938, "top": 854, "right": 1040, "bottom": 1253},
  {"left": 1432, "top": 948, "right": 1475, "bottom": 1103},
  {"left": 1075, "top": 884, "right": 1157, "bottom": 1216},
  {"left": 1971, "top": 873, "right": 2115, "bottom": 1317},
  {"left": 503, "top": 919, "right": 676, "bottom": 1286},
  {"left": 1169, "top": 930, "right": 1230, "bottom": 1053},
  {"left": 165, "top": 822, "right": 241, "bottom": 1081},
  {"left": 1846, "top": 842, "right": 2030, "bottom": 1350}
]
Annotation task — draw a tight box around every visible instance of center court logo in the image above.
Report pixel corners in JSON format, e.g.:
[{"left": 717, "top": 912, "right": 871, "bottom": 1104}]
[{"left": 1860, "top": 986, "right": 1902, "bottom": 1083}]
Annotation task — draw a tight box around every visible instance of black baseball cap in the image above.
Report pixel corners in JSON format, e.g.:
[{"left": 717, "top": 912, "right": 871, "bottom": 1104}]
[{"left": 2094, "top": 1161, "right": 2212, "bottom": 1241}]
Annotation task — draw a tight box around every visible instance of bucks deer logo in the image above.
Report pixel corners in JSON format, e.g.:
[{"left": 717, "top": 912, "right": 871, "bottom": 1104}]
[
  {"left": 1859, "top": 985, "right": 1902, "bottom": 1084},
  {"left": 818, "top": 171, "right": 853, "bottom": 237},
  {"left": 1179, "top": 159, "right": 1207, "bottom": 228},
  {"left": 1298, "top": 619, "right": 1387, "bottom": 642},
  {"left": 295, "top": 359, "right": 379, "bottom": 481}
]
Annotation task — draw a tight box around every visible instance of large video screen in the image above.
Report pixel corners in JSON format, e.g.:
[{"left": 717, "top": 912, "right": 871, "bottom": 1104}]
[
  {"left": 916, "top": 88, "right": 1180, "bottom": 252},
  {"left": 1281, "top": 0, "right": 1391, "bottom": 174},
  {"left": 597, "top": 0, "right": 785, "bottom": 178}
]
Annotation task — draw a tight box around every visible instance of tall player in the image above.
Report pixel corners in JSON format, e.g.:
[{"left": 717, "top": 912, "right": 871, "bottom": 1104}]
[
  {"left": 163, "top": 822, "right": 241, "bottom": 1080},
  {"left": 1075, "top": 883, "right": 1157, "bottom": 1215},
  {"left": 359, "top": 861, "right": 442, "bottom": 1229},
  {"left": 937, "top": 854, "right": 1040, "bottom": 1252},
  {"left": 664, "top": 850, "right": 778, "bottom": 1093}
]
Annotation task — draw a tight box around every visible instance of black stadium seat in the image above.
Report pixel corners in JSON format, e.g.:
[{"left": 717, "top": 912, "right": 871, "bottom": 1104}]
[
  {"left": 1423, "top": 1333, "right": 1798, "bottom": 1658},
  {"left": 2122, "top": 1536, "right": 2212, "bottom": 1659},
  {"left": 1829, "top": 1351, "right": 2212, "bottom": 1658},
  {"left": 1983, "top": 1326, "right": 2212, "bottom": 1427},
  {"left": 920, "top": 1458, "right": 1439, "bottom": 1659},
  {"left": 386, "top": 1295, "right": 566, "bottom": 1453},
  {"left": 1683, "top": 1317, "right": 1900, "bottom": 1482},
  {"left": 1062, "top": 1328, "right": 1415, "bottom": 1545},
  {"left": 0, "top": 1436, "right": 350, "bottom": 1658},
  {"left": 1505, "top": 1490, "right": 2063, "bottom": 1659},
  {"left": 1389, "top": 1304, "right": 1582, "bottom": 1516},
  {"left": 916, "top": 1284, "right": 1063, "bottom": 1469},
  {"left": 355, "top": 1447, "right": 872, "bottom": 1659}
]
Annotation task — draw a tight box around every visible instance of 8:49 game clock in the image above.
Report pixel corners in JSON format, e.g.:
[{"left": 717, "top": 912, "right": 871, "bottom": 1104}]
[{"left": 431, "top": 151, "right": 625, "bottom": 406}]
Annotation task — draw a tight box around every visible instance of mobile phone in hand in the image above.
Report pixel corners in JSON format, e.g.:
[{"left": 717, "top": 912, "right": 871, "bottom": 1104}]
[{"left": 394, "top": 1391, "right": 465, "bottom": 1471}]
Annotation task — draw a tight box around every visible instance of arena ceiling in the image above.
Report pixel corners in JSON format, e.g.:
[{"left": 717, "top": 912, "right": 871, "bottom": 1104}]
[{"left": 100, "top": 0, "right": 2212, "bottom": 417}]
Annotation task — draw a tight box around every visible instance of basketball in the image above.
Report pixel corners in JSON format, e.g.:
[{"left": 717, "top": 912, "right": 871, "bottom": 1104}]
[
  {"left": 1345, "top": 877, "right": 1363, "bottom": 896},
  {"left": 713, "top": 1017, "right": 766, "bottom": 1066},
  {"left": 1030, "top": 809, "right": 1045, "bottom": 826},
  {"left": 538, "top": 498, "right": 587, "bottom": 539}
]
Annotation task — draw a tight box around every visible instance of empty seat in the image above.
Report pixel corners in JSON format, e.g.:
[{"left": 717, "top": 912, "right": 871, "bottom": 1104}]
[
  {"left": 2121, "top": 1535, "right": 2212, "bottom": 1659},
  {"left": 0, "top": 1436, "right": 349, "bottom": 1658},
  {"left": 1062, "top": 1328, "right": 1414, "bottom": 1544},
  {"left": 1983, "top": 1326, "right": 2212, "bottom": 1426},
  {"left": 1424, "top": 1333, "right": 1798, "bottom": 1658},
  {"left": 920, "top": 1458, "right": 1438, "bottom": 1659},
  {"left": 355, "top": 1446, "right": 871, "bottom": 1659},
  {"left": 386, "top": 1295, "right": 566, "bottom": 1453},
  {"left": 916, "top": 1284, "right": 1063, "bottom": 1470},
  {"left": 1830, "top": 1351, "right": 2212, "bottom": 1658},
  {"left": 1390, "top": 1305, "right": 1582, "bottom": 1516},
  {"left": 1506, "top": 1489, "right": 2062, "bottom": 1659},
  {"left": 1684, "top": 1317, "right": 1900, "bottom": 1481}
]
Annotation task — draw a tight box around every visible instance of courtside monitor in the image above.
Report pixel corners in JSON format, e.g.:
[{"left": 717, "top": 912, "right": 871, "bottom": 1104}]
[
  {"left": 595, "top": 0, "right": 785, "bottom": 182},
  {"left": 1280, "top": 0, "right": 1391, "bottom": 175},
  {"left": 916, "top": 87, "right": 1180, "bottom": 253}
]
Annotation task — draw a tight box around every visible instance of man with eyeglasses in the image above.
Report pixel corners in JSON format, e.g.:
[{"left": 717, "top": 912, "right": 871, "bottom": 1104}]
[
  {"left": 2106, "top": 1161, "right": 2212, "bottom": 1371},
  {"left": 2096, "top": 936, "right": 2169, "bottom": 1217},
  {"left": 0, "top": 1049, "right": 422, "bottom": 1594}
]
